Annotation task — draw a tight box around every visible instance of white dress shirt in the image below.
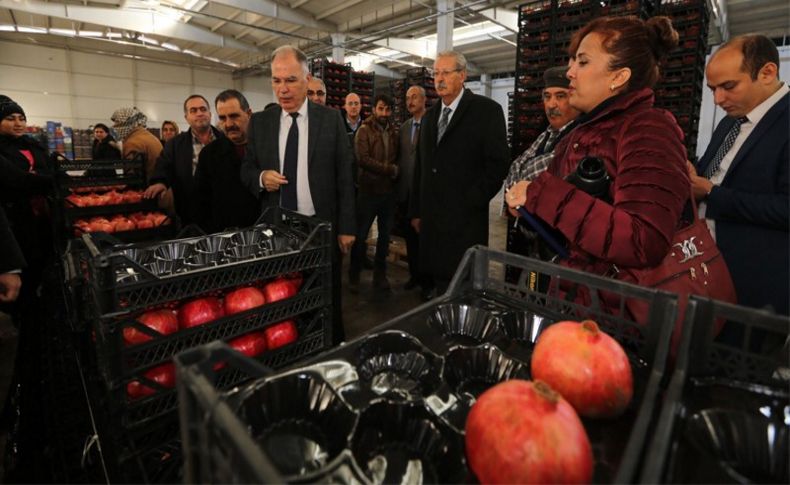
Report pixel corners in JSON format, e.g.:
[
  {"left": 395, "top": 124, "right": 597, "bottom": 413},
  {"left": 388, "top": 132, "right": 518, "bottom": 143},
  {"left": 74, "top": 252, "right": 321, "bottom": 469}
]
[
  {"left": 277, "top": 100, "right": 316, "bottom": 216},
  {"left": 701, "top": 82, "right": 789, "bottom": 239},
  {"left": 440, "top": 88, "right": 465, "bottom": 125}
]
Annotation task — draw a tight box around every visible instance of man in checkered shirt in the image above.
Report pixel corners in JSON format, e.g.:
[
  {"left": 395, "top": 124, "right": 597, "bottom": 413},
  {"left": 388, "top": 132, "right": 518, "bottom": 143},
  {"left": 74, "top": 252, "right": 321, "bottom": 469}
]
[
  {"left": 505, "top": 66, "right": 579, "bottom": 189},
  {"left": 506, "top": 66, "right": 579, "bottom": 262}
]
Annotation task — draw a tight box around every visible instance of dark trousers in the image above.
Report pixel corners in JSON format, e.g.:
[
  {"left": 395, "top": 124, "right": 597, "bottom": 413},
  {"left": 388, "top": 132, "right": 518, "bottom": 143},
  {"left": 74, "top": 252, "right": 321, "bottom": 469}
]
[
  {"left": 396, "top": 201, "right": 423, "bottom": 284},
  {"left": 349, "top": 192, "right": 396, "bottom": 274},
  {"left": 331, "top": 244, "right": 345, "bottom": 344}
]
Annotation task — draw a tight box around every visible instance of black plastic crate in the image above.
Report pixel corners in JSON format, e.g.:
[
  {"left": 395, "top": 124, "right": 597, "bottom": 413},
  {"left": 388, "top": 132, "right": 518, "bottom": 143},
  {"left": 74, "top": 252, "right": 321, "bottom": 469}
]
[
  {"left": 104, "top": 308, "right": 331, "bottom": 432},
  {"left": 640, "top": 296, "right": 789, "bottom": 483},
  {"left": 176, "top": 246, "right": 678, "bottom": 483},
  {"left": 55, "top": 157, "right": 147, "bottom": 191},
  {"left": 80, "top": 208, "right": 331, "bottom": 316}
]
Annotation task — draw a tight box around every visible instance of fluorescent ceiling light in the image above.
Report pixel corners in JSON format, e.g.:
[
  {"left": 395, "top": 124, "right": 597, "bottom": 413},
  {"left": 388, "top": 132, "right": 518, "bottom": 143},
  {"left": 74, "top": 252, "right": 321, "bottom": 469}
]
[
  {"left": 16, "top": 26, "right": 46, "bottom": 33},
  {"left": 106, "top": 32, "right": 123, "bottom": 38},
  {"left": 0, "top": 25, "right": 15, "bottom": 31},
  {"left": 139, "top": 35, "right": 159, "bottom": 44},
  {"left": 49, "top": 28, "right": 77, "bottom": 36},
  {"left": 161, "top": 42, "right": 181, "bottom": 51},
  {"left": 78, "top": 30, "right": 103, "bottom": 37}
]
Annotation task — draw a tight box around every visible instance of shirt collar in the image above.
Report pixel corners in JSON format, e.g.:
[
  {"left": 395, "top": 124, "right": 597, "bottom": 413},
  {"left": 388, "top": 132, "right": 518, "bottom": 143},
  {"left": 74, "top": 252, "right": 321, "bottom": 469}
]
[
  {"left": 282, "top": 99, "right": 309, "bottom": 121},
  {"left": 191, "top": 127, "right": 215, "bottom": 145},
  {"left": 441, "top": 88, "right": 464, "bottom": 112},
  {"left": 744, "top": 82, "right": 789, "bottom": 125}
]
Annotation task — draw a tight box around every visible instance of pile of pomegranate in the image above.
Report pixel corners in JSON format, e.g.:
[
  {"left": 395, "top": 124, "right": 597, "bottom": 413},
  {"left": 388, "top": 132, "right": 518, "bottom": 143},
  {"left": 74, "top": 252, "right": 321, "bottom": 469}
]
[
  {"left": 66, "top": 189, "right": 144, "bottom": 207},
  {"left": 73, "top": 211, "right": 170, "bottom": 235},
  {"left": 124, "top": 275, "right": 302, "bottom": 400},
  {"left": 465, "top": 319, "right": 633, "bottom": 484}
]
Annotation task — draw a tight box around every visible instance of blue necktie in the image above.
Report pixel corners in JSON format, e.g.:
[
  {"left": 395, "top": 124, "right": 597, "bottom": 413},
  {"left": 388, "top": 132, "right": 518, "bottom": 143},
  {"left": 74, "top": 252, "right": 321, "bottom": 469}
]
[
  {"left": 282, "top": 112, "right": 299, "bottom": 211},
  {"left": 705, "top": 116, "right": 748, "bottom": 178}
]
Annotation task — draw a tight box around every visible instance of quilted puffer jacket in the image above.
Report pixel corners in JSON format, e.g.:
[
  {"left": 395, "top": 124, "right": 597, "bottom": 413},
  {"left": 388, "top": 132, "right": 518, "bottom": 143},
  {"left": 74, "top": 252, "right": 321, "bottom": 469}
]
[{"left": 525, "top": 88, "right": 690, "bottom": 283}]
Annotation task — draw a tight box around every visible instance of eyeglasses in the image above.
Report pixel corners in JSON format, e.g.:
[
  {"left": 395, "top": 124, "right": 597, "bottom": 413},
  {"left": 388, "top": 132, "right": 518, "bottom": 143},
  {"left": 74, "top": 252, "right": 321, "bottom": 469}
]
[
  {"left": 307, "top": 90, "right": 326, "bottom": 97},
  {"left": 431, "top": 68, "right": 462, "bottom": 77}
]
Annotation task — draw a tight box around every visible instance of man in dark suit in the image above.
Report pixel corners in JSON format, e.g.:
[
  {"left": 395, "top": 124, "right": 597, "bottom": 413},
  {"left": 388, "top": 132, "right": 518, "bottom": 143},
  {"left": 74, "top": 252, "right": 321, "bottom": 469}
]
[
  {"left": 397, "top": 85, "right": 427, "bottom": 291},
  {"left": 144, "top": 94, "right": 224, "bottom": 226},
  {"left": 409, "top": 51, "right": 510, "bottom": 299},
  {"left": 690, "top": 34, "right": 789, "bottom": 315},
  {"left": 240, "top": 45, "right": 356, "bottom": 344},
  {"left": 0, "top": 206, "right": 24, "bottom": 303},
  {"left": 195, "top": 89, "right": 260, "bottom": 234}
]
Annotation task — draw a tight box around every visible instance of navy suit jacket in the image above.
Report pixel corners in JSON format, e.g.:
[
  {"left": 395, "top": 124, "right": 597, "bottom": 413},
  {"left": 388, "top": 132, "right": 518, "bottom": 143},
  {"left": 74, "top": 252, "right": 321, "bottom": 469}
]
[
  {"left": 696, "top": 92, "right": 789, "bottom": 314},
  {"left": 240, "top": 101, "right": 356, "bottom": 236}
]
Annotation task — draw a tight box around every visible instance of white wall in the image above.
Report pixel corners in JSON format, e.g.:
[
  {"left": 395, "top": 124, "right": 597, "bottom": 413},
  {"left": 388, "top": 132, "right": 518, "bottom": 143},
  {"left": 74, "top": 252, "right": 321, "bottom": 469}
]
[
  {"left": 466, "top": 77, "right": 515, "bottom": 129},
  {"left": 0, "top": 40, "right": 274, "bottom": 129},
  {"left": 696, "top": 45, "right": 790, "bottom": 158}
]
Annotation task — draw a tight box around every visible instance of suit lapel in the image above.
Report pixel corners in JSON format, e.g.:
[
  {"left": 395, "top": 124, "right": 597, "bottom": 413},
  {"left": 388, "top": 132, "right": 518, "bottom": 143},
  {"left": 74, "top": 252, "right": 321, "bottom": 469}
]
[
  {"left": 724, "top": 92, "right": 789, "bottom": 180},
  {"left": 307, "top": 102, "right": 320, "bottom": 168},
  {"left": 425, "top": 103, "right": 440, "bottom": 152},
  {"left": 266, "top": 107, "right": 281, "bottom": 171}
]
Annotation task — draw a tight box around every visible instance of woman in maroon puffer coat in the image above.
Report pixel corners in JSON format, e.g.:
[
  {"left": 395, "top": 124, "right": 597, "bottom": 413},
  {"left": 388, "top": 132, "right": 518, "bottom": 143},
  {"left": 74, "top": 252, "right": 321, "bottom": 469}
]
[{"left": 506, "top": 15, "right": 689, "bottom": 291}]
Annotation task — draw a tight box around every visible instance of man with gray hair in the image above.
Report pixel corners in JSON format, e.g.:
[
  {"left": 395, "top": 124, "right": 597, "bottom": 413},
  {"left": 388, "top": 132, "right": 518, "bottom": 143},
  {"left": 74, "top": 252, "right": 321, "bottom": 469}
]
[
  {"left": 307, "top": 78, "right": 327, "bottom": 105},
  {"left": 409, "top": 50, "right": 510, "bottom": 300},
  {"left": 240, "top": 45, "right": 356, "bottom": 344}
]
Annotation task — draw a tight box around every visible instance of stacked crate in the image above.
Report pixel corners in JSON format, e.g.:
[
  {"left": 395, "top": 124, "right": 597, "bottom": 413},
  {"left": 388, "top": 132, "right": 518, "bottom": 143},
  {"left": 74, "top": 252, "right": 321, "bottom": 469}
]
[
  {"left": 654, "top": 0, "right": 709, "bottom": 157},
  {"left": 63, "top": 208, "right": 334, "bottom": 482},
  {"left": 72, "top": 128, "right": 93, "bottom": 160},
  {"left": 309, "top": 57, "right": 352, "bottom": 110},
  {"left": 351, "top": 70, "right": 375, "bottom": 118},
  {"left": 507, "top": 92, "right": 515, "bottom": 148}
]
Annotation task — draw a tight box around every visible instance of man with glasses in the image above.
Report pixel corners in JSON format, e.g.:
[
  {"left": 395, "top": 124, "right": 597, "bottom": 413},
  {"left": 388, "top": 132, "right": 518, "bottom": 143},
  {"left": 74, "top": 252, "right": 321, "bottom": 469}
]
[
  {"left": 241, "top": 45, "right": 356, "bottom": 344},
  {"left": 145, "top": 94, "right": 223, "bottom": 225},
  {"left": 307, "top": 78, "right": 327, "bottom": 106},
  {"left": 409, "top": 51, "right": 510, "bottom": 300}
]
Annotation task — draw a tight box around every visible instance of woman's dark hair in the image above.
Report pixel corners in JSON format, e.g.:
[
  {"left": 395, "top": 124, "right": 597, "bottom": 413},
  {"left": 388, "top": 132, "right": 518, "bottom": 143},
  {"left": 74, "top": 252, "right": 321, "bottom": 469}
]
[
  {"left": 94, "top": 123, "right": 111, "bottom": 134},
  {"left": 569, "top": 15, "right": 679, "bottom": 92}
]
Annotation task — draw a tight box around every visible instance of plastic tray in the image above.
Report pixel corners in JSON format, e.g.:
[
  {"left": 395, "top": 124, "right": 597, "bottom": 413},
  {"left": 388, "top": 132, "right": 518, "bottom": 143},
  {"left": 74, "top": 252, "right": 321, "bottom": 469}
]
[
  {"left": 79, "top": 207, "right": 332, "bottom": 316},
  {"left": 640, "top": 296, "right": 790, "bottom": 483},
  {"left": 176, "top": 246, "right": 678, "bottom": 484}
]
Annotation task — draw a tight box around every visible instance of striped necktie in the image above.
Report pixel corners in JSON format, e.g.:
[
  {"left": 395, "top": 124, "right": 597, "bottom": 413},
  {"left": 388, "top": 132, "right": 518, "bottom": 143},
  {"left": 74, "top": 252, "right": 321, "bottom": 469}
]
[
  {"left": 437, "top": 107, "right": 451, "bottom": 144},
  {"left": 705, "top": 116, "right": 748, "bottom": 178}
]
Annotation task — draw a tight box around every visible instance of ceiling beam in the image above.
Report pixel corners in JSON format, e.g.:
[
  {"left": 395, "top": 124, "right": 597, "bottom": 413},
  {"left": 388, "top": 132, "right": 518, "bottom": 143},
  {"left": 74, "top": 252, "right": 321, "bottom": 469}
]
[
  {"left": 207, "top": 0, "right": 337, "bottom": 32},
  {"left": 477, "top": 7, "right": 518, "bottom": 33},
  {"left": 373, "top": 37, "right": 436, "bottom": 59},
  {"left": 0, "top": 0, "right": 259, "bottom": 52},
  {"left": 315, "top": 0, "right": 366, "bottom": 21}
]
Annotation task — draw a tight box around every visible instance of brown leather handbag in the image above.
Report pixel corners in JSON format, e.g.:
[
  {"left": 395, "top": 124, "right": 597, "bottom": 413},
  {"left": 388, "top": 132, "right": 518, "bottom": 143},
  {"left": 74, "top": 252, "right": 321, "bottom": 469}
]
[{"left": 625, "top": 194, "right": 737, "bottom": 352}]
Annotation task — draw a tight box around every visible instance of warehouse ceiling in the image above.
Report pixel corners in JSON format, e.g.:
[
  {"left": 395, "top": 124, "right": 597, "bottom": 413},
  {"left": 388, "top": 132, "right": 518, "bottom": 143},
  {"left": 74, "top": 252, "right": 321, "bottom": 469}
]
[{"left": 0, "top": 0, "right": 787, "bottom": 77}]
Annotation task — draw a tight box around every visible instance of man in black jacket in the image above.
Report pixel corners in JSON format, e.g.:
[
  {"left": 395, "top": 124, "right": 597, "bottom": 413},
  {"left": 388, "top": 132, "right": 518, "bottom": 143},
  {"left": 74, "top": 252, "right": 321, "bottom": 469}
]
[
  {"left": 144, "top": 94, "right": 224, "bottom": 226},
  {"left": 195, "top": 90, "right": 260, "bottom": 234}
]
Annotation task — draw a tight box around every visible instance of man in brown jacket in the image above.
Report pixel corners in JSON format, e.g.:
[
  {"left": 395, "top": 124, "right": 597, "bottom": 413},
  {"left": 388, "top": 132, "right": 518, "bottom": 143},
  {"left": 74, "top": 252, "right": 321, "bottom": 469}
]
[{"left": 349, "top": 94, "right": 399, "bottom": 292}]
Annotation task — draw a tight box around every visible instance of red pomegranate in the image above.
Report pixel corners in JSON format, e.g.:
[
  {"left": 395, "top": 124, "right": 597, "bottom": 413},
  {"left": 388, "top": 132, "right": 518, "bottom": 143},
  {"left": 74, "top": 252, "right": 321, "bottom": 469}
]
[
  {"left": 531, "top": 320, "right": 633, "bottom": 418},
  {"left": 465, "top": 380, "right": 594, "bottom": 484},
  {"left": 224, "top": 287, "right": 266, "bottom": 315},
  {"left": 262, "top": 278, "right": 298, "bottom": 304},
  {"left": 264, "top": 320, "right": 298, "bottom": 350},
  {"left": 179, "top": 297, "right": 224, "bottom": 329},
  {"left": 126, "top": 363, "right": 176, "bottom": 400},
  {"left": 228, "top": 331, "right": 267, "bottom": 358},
  {"left": 123, "top": 309, "right": 179, "bottom": 345}
]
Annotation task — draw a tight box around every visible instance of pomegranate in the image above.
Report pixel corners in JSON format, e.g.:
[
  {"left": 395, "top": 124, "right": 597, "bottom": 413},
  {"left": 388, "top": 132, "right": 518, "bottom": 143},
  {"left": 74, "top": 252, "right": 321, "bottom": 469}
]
[
  {"left": 224, "top": 286, "right": 266, "bottom": 315},
  {"left": 112, "top": 217, "right": 136, "bottom": 232},
  {"left": 531, "top": 320, "right": 633, "bottom": 418},
  {"left": 126, "top": 363, "right": 176, "bottom": 400},
  {"left": 179, "top": 297, "right": 224, "bottom": 329},
  {"left": 264, "top": 320, "right": 298, "bottom": 350},
  {"left": 149, "top": 212, "right": 168, "bottom": 226},
  {"left": 123, "top": 309, "right": 178, "bottom": 345},
  {"left": 135, "top": 218, "right": 154, "bottom": 229},
  {"left": 262, "top": 278, "right": 298, "bottom": 304},
  {"left": 465, "top": 380, "right": 594, "bottom": 484},
  {"left": 228, "top": 331, "right": 267, "bottom": 358}
]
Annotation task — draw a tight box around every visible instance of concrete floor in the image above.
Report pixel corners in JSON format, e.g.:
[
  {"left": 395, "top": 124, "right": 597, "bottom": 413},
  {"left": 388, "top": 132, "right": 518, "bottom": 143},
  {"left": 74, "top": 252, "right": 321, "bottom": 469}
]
[
  {"left": 0, "top": 190, "right": 509, "bottom": 481},
  {"left": 342, "top": 190, "right": 508, "bottom": 340}
]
